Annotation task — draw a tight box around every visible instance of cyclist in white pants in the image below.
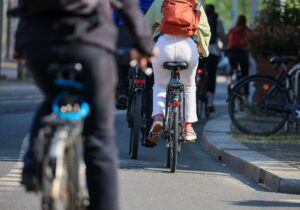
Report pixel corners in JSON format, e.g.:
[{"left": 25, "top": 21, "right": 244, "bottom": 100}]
[{"left": 144, "top": 0, "right": 211, "bottom": 147}]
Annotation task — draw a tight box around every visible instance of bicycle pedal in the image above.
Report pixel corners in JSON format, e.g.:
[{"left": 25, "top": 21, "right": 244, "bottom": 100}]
[{"left": 116, "top": 103, "right": 127, "bottom": 110}]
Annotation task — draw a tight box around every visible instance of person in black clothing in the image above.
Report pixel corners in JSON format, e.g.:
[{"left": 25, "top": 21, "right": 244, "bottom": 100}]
[
  {"left": 13, "top": 1, "right": 155, "bottom": 210},
  {"left": 114, "top": 0, "right": 154, "bottom": 136},
  {"left": 114, "top": 0, "right": 154, "bottom": 111},
  {"left": 203, "top": 4, "right": 227, "bottom": 112}
]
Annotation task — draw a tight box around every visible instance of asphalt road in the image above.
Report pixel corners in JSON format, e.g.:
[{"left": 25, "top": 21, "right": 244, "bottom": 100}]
[{"left": 0, "top": 78, "right": 300, "bottom": 210}]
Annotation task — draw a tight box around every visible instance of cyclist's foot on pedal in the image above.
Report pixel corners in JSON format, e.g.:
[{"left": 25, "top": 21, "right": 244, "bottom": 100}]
[
  {"left": 115, "top": 93, "right": 128, "bottom": 110},
  {"left": 145, "top": 115, "right": 163, "bottom": 147},
  {"left": 207, "top": 92, "right": 215, "bottom": 113},
  {"left": 207, "top": 105, "right": 215, "bottom": 113},
  {"left": 21, "top": 157, "right": 40, "bottom": 192},
  {"left": 184, "top": 126, "right": 197, "bottom": 142}
]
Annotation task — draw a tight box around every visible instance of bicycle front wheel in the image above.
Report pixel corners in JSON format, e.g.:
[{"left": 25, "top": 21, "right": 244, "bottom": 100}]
[
  {"left": 41, "top": 130, "right": 83, "bottom": 210},
  {"left": 129, "top": 91, "right": 143, "bottom": 159},
  {"left": 228, "top": 75, "right": 290, "bottom": 135}
]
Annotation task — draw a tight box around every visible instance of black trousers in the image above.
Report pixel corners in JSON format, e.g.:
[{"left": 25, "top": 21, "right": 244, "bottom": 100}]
[
  {"left": 116, "top": 24, "right": 153, "bottom": 128},
  {"left": 203, "top": 54, "right": 220, "bottom": 94},
  {"left": 228, "top": 48, "right": 249, "bottom": 78},
  {"left": 22, "top": 43, "right": 119, "bottom": 210}
]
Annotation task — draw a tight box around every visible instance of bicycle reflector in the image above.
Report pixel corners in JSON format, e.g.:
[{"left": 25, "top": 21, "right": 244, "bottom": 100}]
[
  {"left": 134, "top": 79, "right": 145, "bottom": 85},
  {"left": 197, "top": 69, "right": 204, "bottom": 75},
  {"left": 262, "top": 83, "right": 270, "bottom": 91},
  {"left": 171, "top": 101, "right": 180, "bottom": 107}
]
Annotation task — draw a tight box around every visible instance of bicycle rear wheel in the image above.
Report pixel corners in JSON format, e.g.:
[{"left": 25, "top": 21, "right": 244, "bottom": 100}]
[
  {"left": 129, "top": 91, "right": 142, "bottom": 159},
  {"left": 228, "top": 75, "right": 290, "bottom": 135},
  {"left": 167, "top": 107, "right": 179, "bottom": 173}
]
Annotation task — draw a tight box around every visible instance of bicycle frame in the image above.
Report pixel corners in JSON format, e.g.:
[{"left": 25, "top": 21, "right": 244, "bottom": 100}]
[
  {"left": 40, "top": 63, "right": 90, "bottom": 210},
  {"left": 265, "top": 61, "right": 300, "bottom": 113},
  {"left": 164, "top": 68, "right": 185, "bottom": 139},
  {"left": 127, "top": 66, "right": 146, "bottom": 121}
]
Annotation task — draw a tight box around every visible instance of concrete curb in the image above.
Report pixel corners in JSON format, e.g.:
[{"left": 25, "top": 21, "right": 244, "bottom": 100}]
[
  {"left": 201, "top": 114, "right": 300, "bottom": 194},
  {"left": 1, "top": 61, "right": 17, "bottom": 69}
]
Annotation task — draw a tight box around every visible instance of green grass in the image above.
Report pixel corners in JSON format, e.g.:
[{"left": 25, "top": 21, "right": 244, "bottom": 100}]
[{"left": 232, "top": 133, "right": 300, "bottom": 144}]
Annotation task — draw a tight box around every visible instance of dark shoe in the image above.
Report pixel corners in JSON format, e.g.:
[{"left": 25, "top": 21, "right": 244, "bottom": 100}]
[
  {"left": 207, "top": 105, "right": 215, "bottom": 113},
  {"left": 21, "top": 157, "right": 40, "bottom": 192},
  {"left": 116, "top": 93, "right": 128, "bottom": 110},
  {"left": 144, "top": 139, "right": 157, "bottom": 148}
]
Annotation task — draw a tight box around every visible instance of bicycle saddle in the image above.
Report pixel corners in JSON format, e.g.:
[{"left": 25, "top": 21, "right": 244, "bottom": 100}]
[
  {"left": 47, "top": 63, "right": 83, "bottom": 76},
  {"left": 48, "top": 63, "right": 84, "bottom": 90},
  {"left": 163, "top": 62, "right": 188, "bottom": 70},
  {"left": 270, "top": 56, "right": 296, "bottom": 65}
]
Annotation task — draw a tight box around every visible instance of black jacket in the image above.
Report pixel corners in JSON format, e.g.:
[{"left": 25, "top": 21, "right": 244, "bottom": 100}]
[{"left": 15, "top": 0, "right": 154, "bottom": 55}]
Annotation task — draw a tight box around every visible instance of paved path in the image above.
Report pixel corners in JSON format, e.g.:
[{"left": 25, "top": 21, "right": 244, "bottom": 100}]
[{"left": 202, "top": 114, "right": 300, "bottom": 194}]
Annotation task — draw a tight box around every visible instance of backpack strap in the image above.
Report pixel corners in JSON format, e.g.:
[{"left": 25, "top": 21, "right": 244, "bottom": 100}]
[{"left": 195, "top": 0, "right": 202, "bottom": 55}]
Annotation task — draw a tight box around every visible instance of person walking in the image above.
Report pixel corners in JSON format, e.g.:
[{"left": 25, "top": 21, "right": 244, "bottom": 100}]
[
  {"left": 144, "top": 0, "right": 211, "bottom": 146},
  {"left": 13, "top": 0, "right": 155, "bottom": 210},
  {"left": 203, "top": 4, "right": 227, "bottom": 113},
  {"left": 227, "top": 15, "right": 252, "bottom": 83}
]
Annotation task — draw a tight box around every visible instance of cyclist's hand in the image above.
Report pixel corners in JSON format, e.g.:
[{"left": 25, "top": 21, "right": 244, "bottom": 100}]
[
  {"left": 130, "top": 47, "right": 158, "bottom": 69},
  {"left": 13, "top": 50, "right": 25, "bottom": 65}
]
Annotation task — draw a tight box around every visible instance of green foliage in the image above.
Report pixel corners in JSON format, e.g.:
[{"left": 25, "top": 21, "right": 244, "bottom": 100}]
[
  {"left": 233, "top": 133, "right": 300, "bottom": 143},
  {"left": 204, "top": 0, "right": 264, "bottom": 30},
  {"left": 248, "top": 0, "right": 300, "bottom": 57}
]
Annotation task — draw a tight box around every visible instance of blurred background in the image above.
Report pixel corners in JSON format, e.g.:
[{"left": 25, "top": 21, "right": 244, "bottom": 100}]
[{"left": 0, "top": 0, "right": 295, "bottom": 79}]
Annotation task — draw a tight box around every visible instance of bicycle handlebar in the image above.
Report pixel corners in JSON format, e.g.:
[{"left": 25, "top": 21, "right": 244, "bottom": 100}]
[{"left": 115, "top": 48, "right": 153, "bottom": 76}]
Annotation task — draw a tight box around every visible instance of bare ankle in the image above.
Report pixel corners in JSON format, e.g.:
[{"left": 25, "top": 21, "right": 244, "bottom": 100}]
[{"left": 153, "top": 114, "right": 163, "bottom": 121}]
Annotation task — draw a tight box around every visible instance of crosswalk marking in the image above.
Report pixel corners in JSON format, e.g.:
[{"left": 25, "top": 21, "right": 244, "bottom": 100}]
[
  {"left": 0, "top": 135, "right": 28, "bottom": 189},
  {"left": 0, "top": 163, "right": 22, "bottom": 188}
]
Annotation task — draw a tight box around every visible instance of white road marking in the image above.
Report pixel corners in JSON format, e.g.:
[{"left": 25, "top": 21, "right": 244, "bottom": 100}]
[{"left": 0, "top": 135, "right": 28, "bottom": 189}]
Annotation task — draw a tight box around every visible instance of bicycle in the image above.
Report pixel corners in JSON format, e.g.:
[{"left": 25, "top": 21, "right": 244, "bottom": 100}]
[
  {"left": 162, "top": 61, "right": 188, "bottom": 173},
  {"left": 126, "top": 64, "right": 152, "bottom": 159},
  {"left": 228, "top": 56, "right": 300, "bottom": 135},
  {"left": 195, "top": 62, "right": 210, "bottom": 119},
  {"left": 37, "top": 63, "right": 90, "bottom": 210}
]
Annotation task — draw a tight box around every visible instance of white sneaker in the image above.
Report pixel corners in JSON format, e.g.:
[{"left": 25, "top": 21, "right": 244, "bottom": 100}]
[{"left": 184, "top": 127, "right": 197, "bottom": 142}]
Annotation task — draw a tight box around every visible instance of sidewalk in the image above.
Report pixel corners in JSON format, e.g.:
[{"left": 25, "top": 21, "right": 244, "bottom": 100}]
[{"left": 202, "top": 114, "right": 300, "bottom": 195}]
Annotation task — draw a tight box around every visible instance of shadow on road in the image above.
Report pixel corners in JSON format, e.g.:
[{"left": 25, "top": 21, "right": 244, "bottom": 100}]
[{"left": 230, "top": 200, "right": 300, "bottom": 208}]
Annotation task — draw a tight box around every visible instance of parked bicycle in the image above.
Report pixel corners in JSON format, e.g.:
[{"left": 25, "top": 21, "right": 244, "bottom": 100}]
[
  {"left": 196, "top": 62, "right": 210, "bottom": 119},
  {"left": 38, "top": 63, "right": 90, "bottom": 210},
  {"left": 228, "top": 56, "right": 300, "bottom": 135},
  {"left": 162, "top": 61, "right": 188, "bottom": 173},
  {"left": 126, "top": 64, "right": 152, "bottom": 159}
]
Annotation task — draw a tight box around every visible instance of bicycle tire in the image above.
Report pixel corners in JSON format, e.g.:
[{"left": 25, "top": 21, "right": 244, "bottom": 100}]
[
  {"left": 129, "top": 91, "right": 143, "bottom": 159},
  {"left": 228, "top": 75, "right": 290, "bottom": 135},
  {"left": 41, "top": 128, "right": 57, "bottom": 210},
  {"left": 41, "top": 129, "right": 82, "bottom": 210},
  {"left": 168, "top": 106, "right": 179, "bottom": 173},
  {"left": 65, "top": 143, "right": 80, "bottom": 210}
]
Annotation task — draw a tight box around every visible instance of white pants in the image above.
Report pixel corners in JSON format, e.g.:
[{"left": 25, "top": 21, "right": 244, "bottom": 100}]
[{"left": 152, "top": 34, "right": 199, "bottom": 123}]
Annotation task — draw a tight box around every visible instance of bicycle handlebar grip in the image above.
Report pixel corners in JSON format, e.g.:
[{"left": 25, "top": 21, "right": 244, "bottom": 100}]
[{"left": 130, "top": 59, "right": 153, "bottom": 76}]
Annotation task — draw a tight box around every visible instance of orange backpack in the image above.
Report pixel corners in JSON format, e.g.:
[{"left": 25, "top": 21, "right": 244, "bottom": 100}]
[{"left": 160, "top": 0, "right": 201, "bottom": 36}]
